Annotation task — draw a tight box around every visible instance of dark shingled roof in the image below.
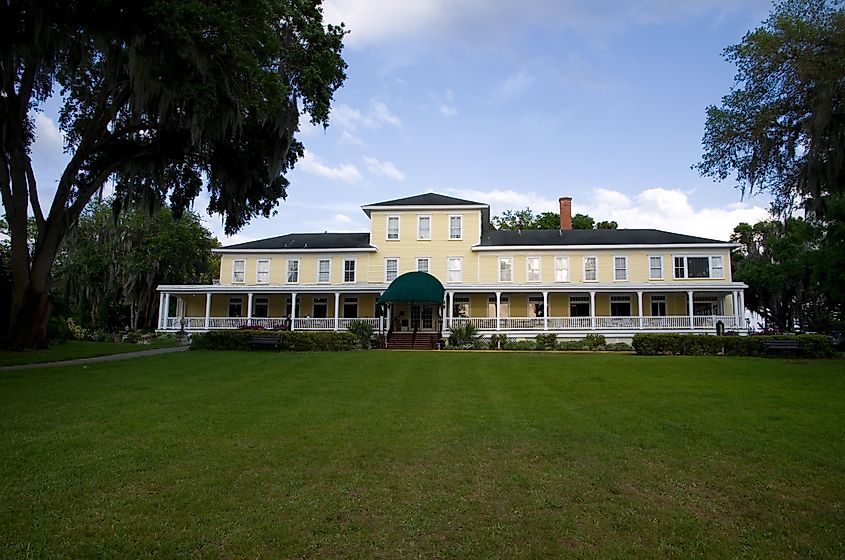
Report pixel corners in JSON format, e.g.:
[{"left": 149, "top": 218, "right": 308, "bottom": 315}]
[
  {"left": 479, "top": 229, "right": 728, "bottom": 246},
  {"left": 220, "top": 232, "right": 372, "bottom": 250},
  {"left": 364, "top": 192, "right": 486, "bottom": 207}
]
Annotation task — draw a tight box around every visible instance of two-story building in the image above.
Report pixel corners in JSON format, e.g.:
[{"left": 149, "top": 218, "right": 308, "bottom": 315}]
[{"left": 157, "top": 193, "right": 747, "bottom": 341}]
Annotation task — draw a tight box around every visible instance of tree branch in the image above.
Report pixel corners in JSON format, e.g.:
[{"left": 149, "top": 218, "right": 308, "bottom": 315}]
[{"left": 26, "top": 159, "right": 46, "bottom": 235}]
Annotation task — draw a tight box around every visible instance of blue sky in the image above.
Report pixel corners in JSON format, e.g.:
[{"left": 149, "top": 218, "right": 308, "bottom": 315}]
[{"left": 29, "top": 0, "right": 777, "bottom": 245}]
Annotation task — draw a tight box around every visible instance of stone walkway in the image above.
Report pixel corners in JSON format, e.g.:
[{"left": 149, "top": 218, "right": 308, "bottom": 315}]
[{"left": 0, "top": 345, "right": 190, "bottom": 372}]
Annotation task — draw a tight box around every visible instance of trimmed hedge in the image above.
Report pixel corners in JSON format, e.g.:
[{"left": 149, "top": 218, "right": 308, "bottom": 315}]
[
  {"left": 631, "top": 333, "right": 835, "bottom": 358},
  {"left": 190, "top": 330, "right": 357, "bottom": 352}
]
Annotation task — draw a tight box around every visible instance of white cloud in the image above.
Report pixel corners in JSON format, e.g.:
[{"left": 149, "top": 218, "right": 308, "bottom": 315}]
[
  {"left": 370, "top": 100, "right": 402, "bottom": 128},
  {"left": 492, "top": 71, "right": 535, "bottom": 103},
  {"left": 440, "top": 105, "right": 458, "bottom": 116},
  {"left": 364, "top": 156, "right": 406, "bottom": 181},
  {"left": 339, "top": 130, "right": 368, "bottom": 147},
  {"left": 298, "top": 150, "right": 363, "bottom": 184},
  {"left": 331, "top": 99, "right": 402, "bottom": 132},
  {"left": 445, "top": 188, "right": 559, "bottom": 214},
  {"left": 302, "top": 212, "right": 367, "bottom": 232}
]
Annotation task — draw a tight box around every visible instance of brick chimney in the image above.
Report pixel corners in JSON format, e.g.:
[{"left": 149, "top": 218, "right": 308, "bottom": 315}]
[{"left": 559, "top": 197, "right": 572, "bottom": 230}]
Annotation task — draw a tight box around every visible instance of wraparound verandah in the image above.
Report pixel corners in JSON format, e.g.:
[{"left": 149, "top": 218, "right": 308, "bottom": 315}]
[{"left": 157, "top": 284, "right": 747, "bottom": 335}]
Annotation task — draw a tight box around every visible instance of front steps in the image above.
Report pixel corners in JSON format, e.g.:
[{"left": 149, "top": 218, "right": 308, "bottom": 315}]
[{"left": 386, "top": 331, "right": 438, "bottom": 350}]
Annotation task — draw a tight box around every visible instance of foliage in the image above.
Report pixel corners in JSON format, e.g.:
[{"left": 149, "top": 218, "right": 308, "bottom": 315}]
[
  {"left": 605, "top": 342, "right": 635, "bottom": 352},
  {"left": 696, "top": 0, "right": 845, "bottom": 214},
  {"left": 488, "top": 333, "right": 508, "bottom": 349},
  {"left": 631, "top": 333, "right": 835, "bottom": 358},
  {"left": 1, "top": 0, "right": 347, "bottom": 348},
  {"left": 596, "top": 220, "right": 619, "bottom": 230},
  {"left": 584, "top": 334, "right": 607, "bottom": 350},
  {"left": 347, "top": 320, "right": 375, "bottom": 349},
  {"left": 502, "top": 340, "right": 538, "bottom": 351},
  {"left": 190, "top": 330, "right": 356, "bottom": 352},
  {"left": 491, "top": 209, "right": 619, "bottom": 230},
  {"left": 447, "top": 323, "right": 481, "bottom": 349},
  {"left": 535, "top": 333, "right": 558, "bottom": 350},
  {"left": 571, "top": 213, "right": 595, "bottom": 230}
]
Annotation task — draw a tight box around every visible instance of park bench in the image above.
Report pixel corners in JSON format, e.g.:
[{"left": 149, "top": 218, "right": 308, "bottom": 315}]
[
  {"left": 249, "top": 334, "right": 283, "bottom": 350},
  {"left": 761, "top": 339, "right": 802, "bottom": 353}
]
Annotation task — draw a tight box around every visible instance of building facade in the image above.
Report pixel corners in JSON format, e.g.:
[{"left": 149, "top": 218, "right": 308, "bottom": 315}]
[{"left": 157, "top": 193, "right": 747, "bottom": 339}]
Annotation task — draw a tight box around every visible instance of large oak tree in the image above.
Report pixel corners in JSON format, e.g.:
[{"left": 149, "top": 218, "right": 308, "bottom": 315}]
[{"left": 1, "top": 0, "right": 346, "bottom": 348}]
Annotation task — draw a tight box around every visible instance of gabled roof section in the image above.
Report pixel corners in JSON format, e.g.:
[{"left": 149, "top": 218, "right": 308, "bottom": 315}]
[
  {"left": 362, "top": 192, "right": 488, "bottom": 216},
  {"left": 215, "top": 232, "right": 374, "bottom": 253},
  {"left": 476, "top": 229, "right": 733, "bottom": 249}
]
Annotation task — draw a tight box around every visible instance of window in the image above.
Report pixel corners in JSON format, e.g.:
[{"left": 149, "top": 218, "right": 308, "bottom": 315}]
[
  {"left": 317, "top": 259, "right": 331, "bottom": 283},
  {"left": 228, "top": 297, "right": 243, "bottom": 317},
  {"left": 529, "top": 296, "right": 544, "bottom": 317},
  {"left": 674, "top": 256, "right": 686, "bottom": 278},
  {"left": 447, "top": 257, "right": 462, "bottom": 283},
  {"left": 386, "top": 215, "right": 400, "bottom": 240},
  {"left": 693, "top": 295, "right": 720, "bottom": 316},
  {"left": 417, "top": 215, "right": 431, "bottom": 240},
  {"left": 526, "top": 257, "right": 541, "bottom": 282},
  {"left": 285, "top": 297, "right": 300, "bottom": 318},
  {"left": 453, "top": 296, "right": 470, "bottom": 317},
  {"left": 554, "top": 256, "right": 569, "bottom": 282},
  {"left": 569, "top": 295, "right": 590, "bottom": 317},
  {"left": 253, "top": 297, "right": 269, "bottom": 318},
  {"left": 343, "top": 297, "right": 358, "bottom": 319},
  {"left": 583, "top": 256, "right": 598, "bottom": 282},
  {"left": 613, "top": 256, "right": 627, "bottom": 281},
  {"left": 498, "top": 257, "right": 513, "bottom": 282},
  {"left": 610, "top": 295, "right": 631, "bottom": 316},
  {"left": 232, "top": 259, "right": 245, "bottom": 283},
  {"left": 488, "top": 295, "right": 509, "bottom": 317},
  {"left": 710, "top": 256, "right": 724, "bottom": 278},
  {"left": 449, "top": 215, "right": 462, "bottom": 239},
  {"left": 286, "top": 259, "right": 299, "bottom": 283},
  {"left": 650, "top": 295, "right": 667, "bottom": 316},
  {"left": 343, "top": 259, "right": 356, "bottom": 283},
  {"left": 416, "top": 257, "right": 430, "bottom": 273},
  {"left": 312, "top": 297, "right": 328, "bottom": 318},
  {"left": 256, "top": 259, "right": 270, "bottom": 284},
  {"left": 385, "top": 258, "right": 399, "bottom": 282},
  {"left": 649, "top": 256, "right": 663, "bottom": 280},
  {"left": 688, "top": 257, "right": 710, "bottom": 278}
]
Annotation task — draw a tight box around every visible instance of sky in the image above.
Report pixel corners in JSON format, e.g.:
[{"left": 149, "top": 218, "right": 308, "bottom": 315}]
[{"left": 29, "top": 0, "right": 778, "bottom": 246}]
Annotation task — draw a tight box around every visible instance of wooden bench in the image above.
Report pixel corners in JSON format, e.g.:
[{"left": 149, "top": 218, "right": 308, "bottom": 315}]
[
  {"left": 762, "top": 339, "right": 802, "bottom": 353},
  {"left": 249, "top": 334, "right": 283, "bottom": 349}
]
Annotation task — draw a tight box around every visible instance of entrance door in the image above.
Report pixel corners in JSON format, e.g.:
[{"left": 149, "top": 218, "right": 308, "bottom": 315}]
[{"left": 410, "top": 304, "right": 434, "bottom": 330}]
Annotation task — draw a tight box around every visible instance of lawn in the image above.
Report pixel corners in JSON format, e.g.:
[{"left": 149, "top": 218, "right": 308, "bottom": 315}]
[
  {"left": 1, "top": 351, "right": 843, "bottom": 558},
  {"left": 0, "top": 339, "right": 180, "bottom": 367}
]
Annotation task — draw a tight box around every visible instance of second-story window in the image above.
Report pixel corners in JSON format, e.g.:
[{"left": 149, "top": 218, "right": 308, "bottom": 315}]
[
  {"left": 286, "top": 259, "right": 299, "bottom": 283},
  {"left": 256, "top": 259, "right": 270, "bottom": 284},
  {"left": 447, "top": 257, "right": 462, "bottom": 282},
  {"left": 613, "top": 256, "right": 628, "bottom": 281},
  {"left": 387, "top": 215, "right": 400, "bottom": 240},
  {"left": 710, "top": 256, "right": 724, "bottom": 278},
  {"left": 499, "top": 257, "right": 513, "bottom": 282},
  {"left": 344, "top": 259, "right": 356, "bottom": 282},
  {"left": 385, "top": 257, "right": 399, "bottom": 282},
  {"left": 554, "top": 256, "right": 569, "bottom": 282},
  {"left": 526, "top": 256, "right": 541, "bottom": 282},
  {"left": 649, "top": 256, "right": 663, "bottom": 280},
  {"left": 416, "top": 257, "right": 430, "bottom": 273},
  {"left": 317, "top": 259, "right": 331, "bottom": 283},
  {"left": 584, "top": 256, "right": 598, "bottom": 282},
  {"left": 449, "top": 215, "right": 462, "bottom": 239},
  {"left": 232, "top": 259, "right": 245, "bottom": 283},
  {"left": 417, "top": 215, "right": 431, "bottom": 240}
]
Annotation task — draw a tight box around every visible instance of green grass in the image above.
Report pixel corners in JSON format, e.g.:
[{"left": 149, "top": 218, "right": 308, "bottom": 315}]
[
  {"left": 0, "top": 339, "right": 180, "bottom": 367},
  {"left": 1, "top": 352, "right": 843, "bottom": 558}
]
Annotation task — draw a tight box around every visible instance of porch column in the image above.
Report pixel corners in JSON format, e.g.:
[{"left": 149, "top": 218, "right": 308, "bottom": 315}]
[
  {"left": 687, "top": 290, "right": 695, "bottom": 329},
  {"left": 738, "top": 290, "right": 746, "bottom": 329},
  {"left": 158, "top": 292, "right": 165, "bottom": 329},
  {"left": 333, "top": 292, "right": 340, "bottom": 331},
  {"left": 731, "top": 290, "right": 739, "bottom": 328},
  {"left": 163, "top": 292, "right": 171, "bottom": 329},
  {"left": 637, "top": 291, "right": 643, "bottom": 329},
  {"left": 290, "top": 292, "right": 297, "bottom": 331},
  {"left": 446, "top": 291, "right": 453, "bottom": 329},
  {"left": 247, "top": 292, "right": 254, "bottom": 321},
  {"left": 204, "top": 293, "right": 212, "bottom": 330},
  {"left": 387, "top": 303, "right": 392, "bottom": 331},
  {"left": 589, "top": 290, "right": 596, "bottom": 330},
  {"left": 495, "top": 291, "right": 501, "bottom": 331},
  {"left": 542, "top": 291, "right": 549, "bottom": 330}
]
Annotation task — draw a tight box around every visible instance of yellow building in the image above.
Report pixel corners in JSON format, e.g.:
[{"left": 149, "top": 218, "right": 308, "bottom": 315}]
[{"left": 157, "top": 193, "right": 747, "bottom": 340}]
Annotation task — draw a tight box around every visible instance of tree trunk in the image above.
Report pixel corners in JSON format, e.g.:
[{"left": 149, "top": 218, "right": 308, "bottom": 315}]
[{"left": 5, "top": 277, "right": 52, "bottom": 349}]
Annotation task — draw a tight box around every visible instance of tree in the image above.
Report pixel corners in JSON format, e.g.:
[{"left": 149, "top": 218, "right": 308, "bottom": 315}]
[
  {"left": 596, "top": 220, "right": 619, "bottom": 230},
  {"left": 492, "top": 208, "right": 620, "bottom": 230},
  {"left": 1, "top": 1, "right": 346, "bottom": 348},
  {"left": 697, "top": 0, "right": 845, "bottom": 215},
  {"left": 571, "top": 214, "right": 595, "bottom": 230}
]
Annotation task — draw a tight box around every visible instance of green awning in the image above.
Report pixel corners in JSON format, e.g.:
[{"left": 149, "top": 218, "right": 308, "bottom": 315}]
[{"left": 377, "top": 272, "right": 445, "bottom": 304}]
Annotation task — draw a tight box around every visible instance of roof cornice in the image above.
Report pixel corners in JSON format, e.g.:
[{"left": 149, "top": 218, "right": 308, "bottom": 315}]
[
  {"left": 213, "top": 247, "right": 377, "bottom": 254},
  {"left": 472, "top": 243, "right": 740, "bottom": 251}
]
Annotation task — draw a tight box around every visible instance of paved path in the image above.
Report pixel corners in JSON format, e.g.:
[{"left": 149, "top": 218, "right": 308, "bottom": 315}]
[{"left": 0, "top": 345, "right": 190, "bottom": 372}]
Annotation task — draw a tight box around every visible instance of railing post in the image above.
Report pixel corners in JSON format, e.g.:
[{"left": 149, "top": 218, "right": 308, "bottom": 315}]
[
  {"left": 247, "top": 293, "right": 254, "bottom": 323},
  {"left": 205, "top": 292, "right": 212, "bottom": 330},
  {"left": 158, "top": 292, "right": 165, "bottom": 329},
  {"left": 163, "top": 292, "right": 171, "bottom": 330},
  {"left": 495, "top": 291, "right": 501, "bottom": 331},
  {"left": 543, "top": 291, "right": 549, "bottom": 331}
]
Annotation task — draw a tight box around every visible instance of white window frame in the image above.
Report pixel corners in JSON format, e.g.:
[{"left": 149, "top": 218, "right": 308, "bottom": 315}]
[
  {"left": 256, "top": 259, "right": 270, "bottom": 284},
  {"left": 649, "top": 255, "right": 664, "bottom": 280},
  {"left": 386, "top": 215, "right": 400, "bottom": 240},
  {"left": 417, "top": 215, "right": 431, "bottom": 240},
  {"left": 253, "top": 296, "right": 269, "bottom": 318},
  {"left": 286, "top": 258, "right": 299, "bottom": 284},
  {"left": 526, "top": 256, "right": 541, "bottom": 283},
  {"left": 554, "top": 256, "right": 570, "bottom": 282},
  {"left": 447, "top": 257, "right": 463, "bottom": 283},
  {"left": 317, "top": 258, "right": 331, "bottom": 283},
  {"left": 650, "top": 294, "right": 667, "bottom": 316},
  {"left": 343, "top": 258, "right": 356, "bottom": 283},
  {"left": 583, "top": 256, "right": 598, "bottom": 282},
  {"left": 613, "top": 256, "right": 628, "bottom": 281},
  {"left": 673, "top": 255, "right": 717, "bottom": 279},
  {"left": 498, "top": 256, "right": 513, "bottom": 282},
  {"left": 449, "top": 214, "right": 463, "bottom": 240},
  {"left": 453, "top": 296, "right": 470, "bottom": 318},
  {"left": 416, "top": 257, "right": 431, "bottom": 273},
  {"left": 384, "top": 257, "right": 399, "bottom": 282},
  {"left": 710, "top": 255, "right": 724, "bottom": 278},
  {"left": 232, "top": 259, "right": 245, "bottom": 283}
]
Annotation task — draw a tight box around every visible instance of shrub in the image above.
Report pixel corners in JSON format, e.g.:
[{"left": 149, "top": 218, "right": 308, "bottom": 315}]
[
  {"left": 190, "top": 330, "right": 356, "bottom": 352},
  {"left": 557, "top": 339, "right": 589, "bottom": 351},
  {"left": 47, "top": 316, "right": 72, "bottom": 341},
  {"left": 584, "top": 334, "right": 606, "bottom": 350},
  {"left": 503, "top": 340, "right": 536, "bottom": 351},
  {"left": 605, "top": 342, "right": 634, "bottom": 352},
  {"left": 448, "top": 323, "right": 481, "bottom": 349},
  {"left": 535, "top": 333, "right": 557, "bottom": 350},
  {"left": 347, "top": 320, "right": 375, "bottom": 349},
  {"left": 631, "top": 333, "right": 835, "bottom": 358},
  {"left": 489, "top": 333, "right": 508, "bottom": 350}
]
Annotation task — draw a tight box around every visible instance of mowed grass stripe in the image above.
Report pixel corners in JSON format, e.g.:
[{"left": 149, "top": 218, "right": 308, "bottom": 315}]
[{"left": 1, "top": 352, "right": 843, "bottom": 558}]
